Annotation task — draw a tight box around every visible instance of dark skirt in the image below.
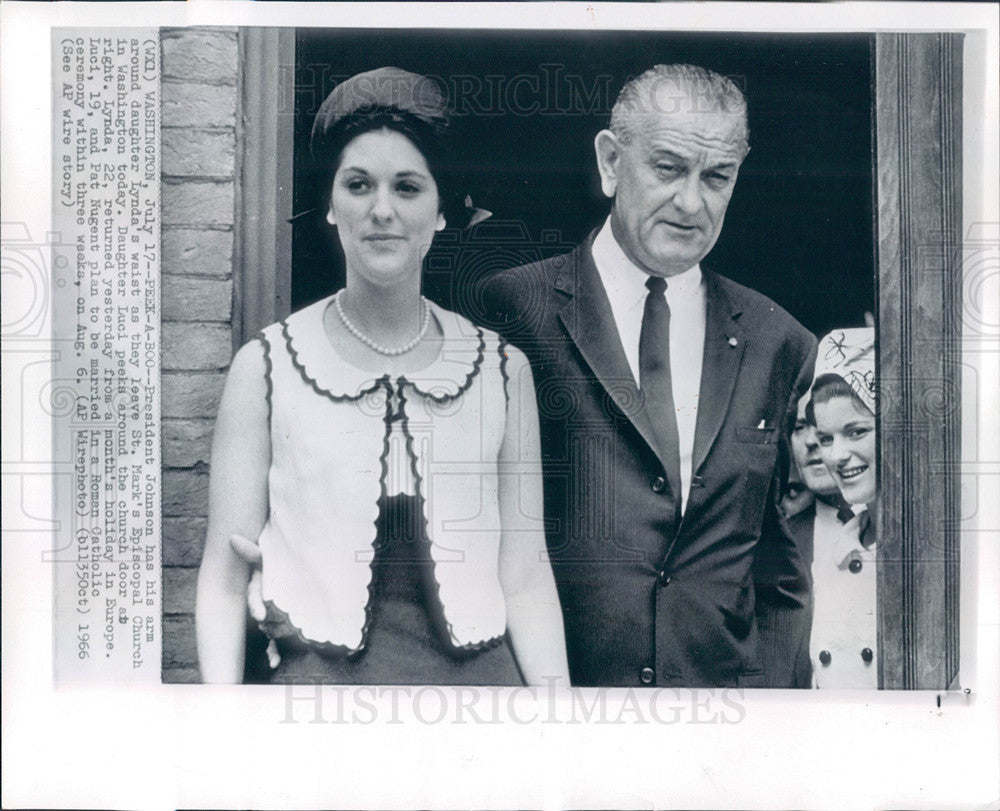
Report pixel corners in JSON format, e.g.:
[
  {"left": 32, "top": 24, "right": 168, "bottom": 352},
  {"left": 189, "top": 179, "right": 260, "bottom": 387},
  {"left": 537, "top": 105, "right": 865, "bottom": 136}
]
[{"left": 264, "top": 494, "right": 523, "bottom": 686}]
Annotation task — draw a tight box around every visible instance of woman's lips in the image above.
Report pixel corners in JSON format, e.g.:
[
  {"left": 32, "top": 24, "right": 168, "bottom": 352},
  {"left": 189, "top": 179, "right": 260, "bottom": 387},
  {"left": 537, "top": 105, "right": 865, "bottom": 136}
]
[{"left": 838, "top": 464, "right": 868, "bottom": 481}]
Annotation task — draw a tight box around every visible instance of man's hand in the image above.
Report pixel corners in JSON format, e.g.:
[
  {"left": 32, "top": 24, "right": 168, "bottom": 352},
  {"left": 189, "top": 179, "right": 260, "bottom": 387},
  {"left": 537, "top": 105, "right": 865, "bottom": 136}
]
[
  {"left": 229, "top": 533, "right": 266, "bottom": 622},
  {"left": 229, "top": 533, "right": 286, "bottom": 670}
]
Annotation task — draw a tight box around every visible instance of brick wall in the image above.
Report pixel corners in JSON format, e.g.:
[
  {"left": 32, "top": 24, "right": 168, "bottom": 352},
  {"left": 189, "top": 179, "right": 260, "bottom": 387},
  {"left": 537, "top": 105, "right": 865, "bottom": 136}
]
[{"left": 160, "top": 28, "right": 239, "bottom": 683}]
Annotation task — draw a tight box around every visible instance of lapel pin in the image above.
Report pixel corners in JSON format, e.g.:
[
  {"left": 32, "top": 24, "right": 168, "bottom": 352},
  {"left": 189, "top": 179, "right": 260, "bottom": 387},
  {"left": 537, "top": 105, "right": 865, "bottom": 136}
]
[{"left": 728, "top": 336, "right": 738, "bottom": 347}]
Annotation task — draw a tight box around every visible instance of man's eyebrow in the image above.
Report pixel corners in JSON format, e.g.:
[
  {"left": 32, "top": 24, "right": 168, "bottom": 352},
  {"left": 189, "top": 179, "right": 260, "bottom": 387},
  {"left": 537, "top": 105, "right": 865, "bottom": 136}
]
[
  {"left": 650, "top": 148, "right": 685, "bottom": 160},
  {"left": 704, "top": 159, "right": 740, "bottom": 172},
  {"left": 648, "top": 148, "right": 740, "bottom": 168}
]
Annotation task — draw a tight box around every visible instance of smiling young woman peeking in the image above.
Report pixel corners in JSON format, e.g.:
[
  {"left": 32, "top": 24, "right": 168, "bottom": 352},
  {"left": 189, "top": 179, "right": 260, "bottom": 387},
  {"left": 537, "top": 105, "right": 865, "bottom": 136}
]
[{"left": 805, "top": 328, "right": 877, "bottom": 688}]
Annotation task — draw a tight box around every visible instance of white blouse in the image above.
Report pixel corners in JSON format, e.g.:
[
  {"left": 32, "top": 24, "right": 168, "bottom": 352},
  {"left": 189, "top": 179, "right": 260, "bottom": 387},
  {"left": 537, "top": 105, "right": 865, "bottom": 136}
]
[{"left": 255, "top": 296, "right": 513, "bottom": 654}]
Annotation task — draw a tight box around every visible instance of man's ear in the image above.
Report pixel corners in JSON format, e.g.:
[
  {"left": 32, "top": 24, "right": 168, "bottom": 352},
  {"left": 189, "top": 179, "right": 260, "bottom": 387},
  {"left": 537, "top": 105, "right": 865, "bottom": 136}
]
[
  {"left": 594, "top": 129, "right": 621, "bottom": 199},
  {"left": 435, "top": 210, "right": 446, "bottom": 232}
]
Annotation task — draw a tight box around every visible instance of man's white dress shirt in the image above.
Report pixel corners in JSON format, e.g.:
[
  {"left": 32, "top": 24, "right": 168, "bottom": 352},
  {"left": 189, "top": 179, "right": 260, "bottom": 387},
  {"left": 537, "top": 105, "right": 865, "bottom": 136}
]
[{"left": 591, "top": 217, "right": 707, "bottom": 513}]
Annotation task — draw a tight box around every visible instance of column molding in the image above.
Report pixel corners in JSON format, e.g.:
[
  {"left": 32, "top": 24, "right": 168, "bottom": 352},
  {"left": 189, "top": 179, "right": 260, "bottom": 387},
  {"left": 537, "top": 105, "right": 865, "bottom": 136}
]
[
  {"left": 874, "top": 32, "right": 963, "bottom": 689},
  {"left": 233, "top": 28, "right": 295, "bottom": 347}
]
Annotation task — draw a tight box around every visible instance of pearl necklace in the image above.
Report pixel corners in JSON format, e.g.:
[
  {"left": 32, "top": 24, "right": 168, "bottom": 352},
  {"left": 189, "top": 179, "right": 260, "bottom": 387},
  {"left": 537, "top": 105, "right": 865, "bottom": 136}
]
[{"left": 334, "top": 292, "right": 431, "bottom": 356}]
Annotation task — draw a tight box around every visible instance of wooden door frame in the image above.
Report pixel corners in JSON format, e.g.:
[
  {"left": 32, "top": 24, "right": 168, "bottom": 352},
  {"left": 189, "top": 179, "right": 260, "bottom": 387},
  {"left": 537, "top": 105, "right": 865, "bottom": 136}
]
[
  {"left": 233, "top": 27, "right": 295, "bottom": 346},
  {"left": 874, "top": 32, "right": 963, "bottom": 690}
]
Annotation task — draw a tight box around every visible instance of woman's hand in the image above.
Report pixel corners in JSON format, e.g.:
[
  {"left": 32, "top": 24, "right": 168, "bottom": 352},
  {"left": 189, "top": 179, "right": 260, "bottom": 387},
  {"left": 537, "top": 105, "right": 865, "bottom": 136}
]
[
  {"left": 195, "top": 340, "right": 271, "bottom": 683},
  {"left": 496, "top": 346, "right": 571, "bottom": 687}
]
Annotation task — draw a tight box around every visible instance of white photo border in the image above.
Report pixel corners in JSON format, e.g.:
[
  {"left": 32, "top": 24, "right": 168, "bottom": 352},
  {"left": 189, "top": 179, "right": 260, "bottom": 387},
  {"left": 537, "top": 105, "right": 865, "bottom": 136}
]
[{"left": 2, "top": 3, "right": 998, "bottom": 809}]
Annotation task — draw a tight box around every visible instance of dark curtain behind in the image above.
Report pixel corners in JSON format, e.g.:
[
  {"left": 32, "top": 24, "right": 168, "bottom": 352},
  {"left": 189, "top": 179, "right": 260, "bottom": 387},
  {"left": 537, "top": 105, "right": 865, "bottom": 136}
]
[{"left": 291, "top": 30, "right": 874, "bottom": 337}]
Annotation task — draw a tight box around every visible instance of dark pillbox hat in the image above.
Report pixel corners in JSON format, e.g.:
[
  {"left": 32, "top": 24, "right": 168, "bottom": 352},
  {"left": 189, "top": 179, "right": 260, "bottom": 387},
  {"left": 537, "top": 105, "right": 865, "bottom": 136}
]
[
  {"left": 302, "top": 66, "right": 490, "bottom": 228},
  {"left": 310, "top": 66, "right": 450, "bottom": 157}
]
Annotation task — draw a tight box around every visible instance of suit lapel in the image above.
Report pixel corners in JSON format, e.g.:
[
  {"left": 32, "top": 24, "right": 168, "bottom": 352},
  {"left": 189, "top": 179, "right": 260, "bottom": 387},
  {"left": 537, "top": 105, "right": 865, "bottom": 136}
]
[
  {"left": 555, "top": 239, "right": 661, "bottom": 459},
  {"left": 692, "top": 271, "right": 746, "bottom": 474}
]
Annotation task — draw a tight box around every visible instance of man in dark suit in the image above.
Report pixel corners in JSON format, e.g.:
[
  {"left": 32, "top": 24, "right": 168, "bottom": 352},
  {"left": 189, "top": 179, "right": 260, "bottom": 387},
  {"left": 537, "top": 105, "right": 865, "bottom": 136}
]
[{"left": 479, "top": 64, "right": 817, "bottom": 687}]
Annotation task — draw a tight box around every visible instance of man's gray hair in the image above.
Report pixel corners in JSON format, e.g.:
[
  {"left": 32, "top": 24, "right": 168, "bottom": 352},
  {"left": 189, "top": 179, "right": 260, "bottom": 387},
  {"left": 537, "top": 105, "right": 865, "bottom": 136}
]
[{"left": 609, "top": 64, "right": 749, "bottom": 157}]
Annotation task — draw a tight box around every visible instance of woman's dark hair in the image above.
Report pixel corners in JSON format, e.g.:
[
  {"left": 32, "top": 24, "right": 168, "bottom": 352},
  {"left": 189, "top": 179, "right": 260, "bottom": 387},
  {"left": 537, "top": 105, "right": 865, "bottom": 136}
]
[
  {"left": 312, "top": 104, "right": 466, "bottom": 225},
  {"left": 805, "top": 373, "right": 872, "bottom": 425}
]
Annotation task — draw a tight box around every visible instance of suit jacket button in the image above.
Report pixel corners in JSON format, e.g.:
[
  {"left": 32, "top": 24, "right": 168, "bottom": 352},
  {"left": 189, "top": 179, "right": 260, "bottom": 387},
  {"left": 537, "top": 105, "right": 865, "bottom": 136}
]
[
  {"left": 640, "top": 667, "right": 655, "bottom": 684},
  {"left": 861, "top": 647, "right": 874, "bottom": 663},
  {"left": 849, "top": 558, "right": 863, "bottom": 574},
  {"left": 819, "top": 650, "right": 832, "bottom": 666},
  {"left": 651, "top": 475, "right": 666, "bottom": 493},
  {"left": 659, "top": 571, "right": 671, "bottom": 586}
]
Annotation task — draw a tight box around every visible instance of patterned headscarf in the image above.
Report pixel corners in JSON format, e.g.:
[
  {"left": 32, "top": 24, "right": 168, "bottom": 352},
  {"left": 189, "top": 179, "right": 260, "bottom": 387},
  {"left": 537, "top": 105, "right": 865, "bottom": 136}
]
[{"left": 812, "top": 327, "right": 876, "bottom": 414}]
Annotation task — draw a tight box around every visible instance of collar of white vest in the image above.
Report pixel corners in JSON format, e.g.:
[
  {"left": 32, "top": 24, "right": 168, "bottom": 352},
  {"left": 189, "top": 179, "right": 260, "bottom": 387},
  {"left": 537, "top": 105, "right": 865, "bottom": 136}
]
[{"left": 282, "top": 295, "right": 487, "bottom": 403}]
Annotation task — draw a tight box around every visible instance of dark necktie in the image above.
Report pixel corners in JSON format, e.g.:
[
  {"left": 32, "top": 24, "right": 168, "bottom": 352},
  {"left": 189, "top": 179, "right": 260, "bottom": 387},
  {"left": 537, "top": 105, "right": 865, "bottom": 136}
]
[{"left": 639, "top": 276, "right": 683, "bottom": 517}]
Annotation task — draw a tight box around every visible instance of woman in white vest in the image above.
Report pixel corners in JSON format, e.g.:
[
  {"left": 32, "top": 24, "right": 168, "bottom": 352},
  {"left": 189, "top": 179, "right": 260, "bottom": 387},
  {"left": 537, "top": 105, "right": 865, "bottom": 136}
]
[
  {"left": 196, "top": 68, "right": 570, "bottom": 685},
  {"left": 806, "top": 328, "right": 877, "bottom": 688}
]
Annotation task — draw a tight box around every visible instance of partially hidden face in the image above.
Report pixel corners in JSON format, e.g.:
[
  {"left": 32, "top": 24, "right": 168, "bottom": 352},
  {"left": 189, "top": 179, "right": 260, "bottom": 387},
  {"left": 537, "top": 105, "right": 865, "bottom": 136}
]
[
  {"left": 600, "top": 87, "right": 746, "bottom": 277},
  {"left": 327, "top": 127, "right": 445, "bottom": 288},
  {"left": 812, "top": 394, "right": 877, "bottom": 505},
  {"left": 780, "top": 466, "right": 814, "bottom": 519},
  {"left": 791, "top": 397, "right": 841, "bottom": 498}
]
